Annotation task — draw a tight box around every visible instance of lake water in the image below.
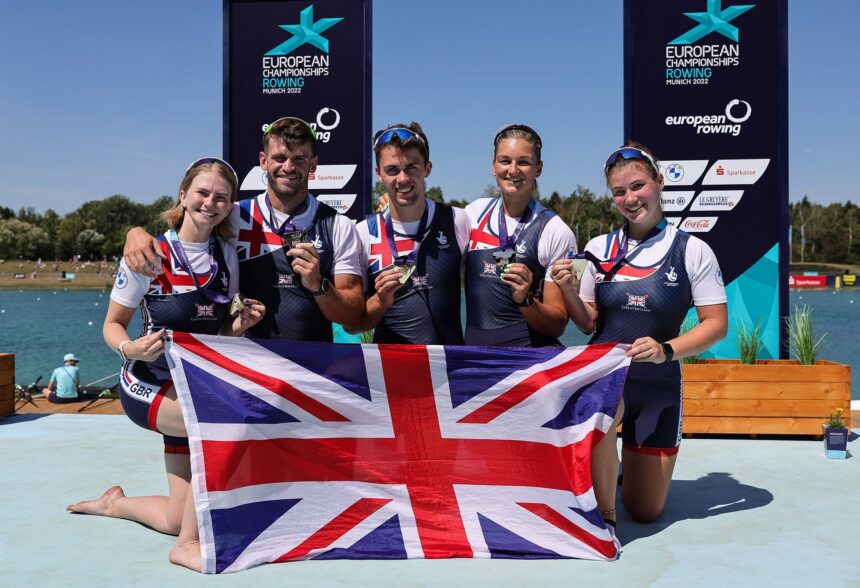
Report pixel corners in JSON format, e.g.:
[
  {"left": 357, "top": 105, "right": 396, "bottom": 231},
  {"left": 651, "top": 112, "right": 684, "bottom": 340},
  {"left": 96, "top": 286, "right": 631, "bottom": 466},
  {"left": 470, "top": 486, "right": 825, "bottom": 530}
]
[{"left": 0, "top": 288, "right": 857, "bottom": 399}]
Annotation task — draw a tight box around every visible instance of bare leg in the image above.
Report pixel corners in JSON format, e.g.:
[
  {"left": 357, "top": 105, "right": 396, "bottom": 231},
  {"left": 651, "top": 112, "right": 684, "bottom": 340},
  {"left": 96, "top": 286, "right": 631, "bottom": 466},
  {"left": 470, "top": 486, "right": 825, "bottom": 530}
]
[
  {"left": 620, "top": 448, "right": 678, "bottom": 522},
  {"left": 67, "top": 453, "right": 191, "bottom": 535},
  {"left": 169, "top": 483, "right": 202, "bottom": 572},
  {"left": 591, "top": 397, "right": 624, "bottom": 525},
  {"left": 154, "top": 386, "right": 188, "bottom": 438}
]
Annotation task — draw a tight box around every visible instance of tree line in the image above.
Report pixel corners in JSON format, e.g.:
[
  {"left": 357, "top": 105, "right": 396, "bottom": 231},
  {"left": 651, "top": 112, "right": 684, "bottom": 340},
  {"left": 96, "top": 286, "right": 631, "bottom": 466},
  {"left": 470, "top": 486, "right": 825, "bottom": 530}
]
[{"left": 1, "top": 191, "right": 857, "bottom": 264}]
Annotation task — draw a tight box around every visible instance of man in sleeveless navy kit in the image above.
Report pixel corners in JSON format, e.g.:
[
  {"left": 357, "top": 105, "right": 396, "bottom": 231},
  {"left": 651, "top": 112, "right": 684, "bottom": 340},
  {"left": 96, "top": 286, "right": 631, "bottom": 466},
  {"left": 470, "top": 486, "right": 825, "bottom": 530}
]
[
  {"left": 344, "top": 123, "right": 470, "bottom": 344},
  {"left": 123, "top": 117, "right": 364, "bottom": 340}
]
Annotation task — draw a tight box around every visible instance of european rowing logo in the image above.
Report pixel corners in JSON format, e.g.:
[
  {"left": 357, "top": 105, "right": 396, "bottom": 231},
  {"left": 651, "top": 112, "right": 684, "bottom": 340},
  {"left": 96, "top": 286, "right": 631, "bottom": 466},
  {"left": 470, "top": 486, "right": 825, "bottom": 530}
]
[
  {"left": 261, "top": 4, "right": 343, "bottom": 95},
  {"left": 623, "top": 292, "right": 650, "bottom": 312},
  {"left": 669, "top": 0, "right": 755, "bottom": 45},
  {"left": 267, "top": 5, "right": 343, "bottom": 56},
  {"left": 664, "top": 1, "right": 754, "bottom": 86}
]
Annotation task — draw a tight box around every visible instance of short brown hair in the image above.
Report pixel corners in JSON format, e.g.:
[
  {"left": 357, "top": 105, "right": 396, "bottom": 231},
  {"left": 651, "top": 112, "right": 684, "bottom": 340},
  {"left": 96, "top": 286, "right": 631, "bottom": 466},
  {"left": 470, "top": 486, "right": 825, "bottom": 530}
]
[
  {"left": 372, "top": 122, "right": 430, "bottom": 165},
  {"left": 262, "top": 116, "right": 317, "bottom": 157}
]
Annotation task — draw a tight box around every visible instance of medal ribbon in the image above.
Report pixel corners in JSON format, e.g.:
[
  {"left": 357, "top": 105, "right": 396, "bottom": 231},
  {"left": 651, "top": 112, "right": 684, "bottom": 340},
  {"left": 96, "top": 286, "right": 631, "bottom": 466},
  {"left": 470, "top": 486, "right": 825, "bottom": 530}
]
[
  {"left": 383, "top": 203, "right": 430, "bottom": 265},
  {"left": 497, "top": 197, "right": 546, "bottom": 252},
  {"left": 167, "top": 230, "right": 230, "bottom": 304},
  {"left": 571, "top": 218, "right": 669, "bottom": 277},
  {"left": 264, "top": 194, "right": 311, "bottom": 240}
]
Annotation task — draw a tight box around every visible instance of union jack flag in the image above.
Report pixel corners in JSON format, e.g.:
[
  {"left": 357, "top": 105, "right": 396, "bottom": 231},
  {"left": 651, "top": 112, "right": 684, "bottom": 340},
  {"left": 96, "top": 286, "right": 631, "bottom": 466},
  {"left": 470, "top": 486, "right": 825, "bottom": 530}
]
[
  {"left": 236, "top": 196, "right": 285, "bottom": 262},
  {"left": 625, "top": 293, "right": 649, "bottom": 308},
  {"left": 147, "top": 240, "right": 212, "bottom": 296},
  {"left": 594, "top": 230, "right": 662, "bottom": 280},
  {"left": 365, "top": 213, "right": 416, "bottom": 275},
  {"left": 167, "top": 333, "right": 629, "bottom": 574},
  {"left": 468, "top": 199, "right": 501, "bottom": 252},
  {"left": 194, "top": 304, "right": 215, "bottom": 317}
]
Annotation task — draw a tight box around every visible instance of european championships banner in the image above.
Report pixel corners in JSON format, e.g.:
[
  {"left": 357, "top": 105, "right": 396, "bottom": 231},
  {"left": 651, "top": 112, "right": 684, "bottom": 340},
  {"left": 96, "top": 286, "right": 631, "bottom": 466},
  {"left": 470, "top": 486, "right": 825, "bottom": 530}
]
[
  {"left": 224, "top": 0, "right": 372, "bottom": 221},
  {"left": 624, "top": 0, "right": 788, "bottom": 358}
]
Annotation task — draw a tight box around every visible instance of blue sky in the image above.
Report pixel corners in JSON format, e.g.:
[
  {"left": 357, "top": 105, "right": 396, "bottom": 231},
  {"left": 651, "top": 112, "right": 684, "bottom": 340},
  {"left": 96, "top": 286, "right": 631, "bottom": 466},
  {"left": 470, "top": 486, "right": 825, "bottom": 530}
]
[{"left": 1, "top": 0, "right": 856, "bottom": 215}]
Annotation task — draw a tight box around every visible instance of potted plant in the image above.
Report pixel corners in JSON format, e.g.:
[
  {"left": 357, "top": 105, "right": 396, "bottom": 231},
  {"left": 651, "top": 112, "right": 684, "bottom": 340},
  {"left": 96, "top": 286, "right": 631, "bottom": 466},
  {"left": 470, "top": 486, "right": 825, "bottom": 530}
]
[
  {"left": 681, "top": 308, "right": 851, "bottom": 437},
  {"left": 823, "top": 408, "right": 849, "bottom": 459}
]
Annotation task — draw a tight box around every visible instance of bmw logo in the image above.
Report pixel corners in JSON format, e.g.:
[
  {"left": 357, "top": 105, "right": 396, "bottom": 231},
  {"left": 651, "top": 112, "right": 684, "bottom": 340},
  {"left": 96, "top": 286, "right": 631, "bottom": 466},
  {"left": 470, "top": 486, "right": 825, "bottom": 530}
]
[
  {"left": 116, "top": 268, "right": 128, "bottom": 288},
  {"left": 666, "top": 163, "right": 684, "bottom": 182}
]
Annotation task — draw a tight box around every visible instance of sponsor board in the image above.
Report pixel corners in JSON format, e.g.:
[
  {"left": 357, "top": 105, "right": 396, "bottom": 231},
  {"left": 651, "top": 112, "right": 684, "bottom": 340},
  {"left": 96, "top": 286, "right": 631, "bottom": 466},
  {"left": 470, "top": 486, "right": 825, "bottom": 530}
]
[
  {"left": 240, "top": 164, "right": 357, "bottom": 192},
  {"left": 690, "top": 190, "right": 744, "bottom": 211},
  {"left": 315, "top": 194, "right": 357, "bottom": 214},
  {"left": 679, "top": 216, "right": 718, "bottom": 233},
  {"left": 702, "top": 159, "right": 769, "bottom": 185},
  {"left": 660, "top": 191, "right": 695, "bottom": 212},
  {"left": 226, "top": 0, "right": 371, "bottom": 220},
  {"left": 658, "top": 160, "right": 709, "bottom": 186},
  {"left": 788, "top": 275, "right": 826, "bottom": 288}
]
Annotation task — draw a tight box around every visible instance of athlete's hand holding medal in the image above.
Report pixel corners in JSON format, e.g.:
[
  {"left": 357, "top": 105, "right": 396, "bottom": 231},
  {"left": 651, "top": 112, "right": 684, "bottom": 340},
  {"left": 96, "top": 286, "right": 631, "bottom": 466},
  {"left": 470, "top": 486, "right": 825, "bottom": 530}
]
[
  {"left": 550, "top": 248, "right": 588, "bottom": 295},
  {"left": 500, "top": 260, "right": 535, "bottom": 306},
  {"left": 228, "top": 294, "right": 265, "bottom": 333}
]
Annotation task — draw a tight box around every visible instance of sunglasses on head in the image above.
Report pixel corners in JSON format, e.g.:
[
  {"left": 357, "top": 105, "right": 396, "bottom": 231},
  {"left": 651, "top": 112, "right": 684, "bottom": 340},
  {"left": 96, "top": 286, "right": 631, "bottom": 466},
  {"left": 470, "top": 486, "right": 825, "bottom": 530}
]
[
  {"left": 372, "top": 127, "right": 426, "bottom": 150},
  {"left": 604, "top": 147, "right": 660, "bottom": 176},
  {"left": 493, "top": 124, "right": 543, "bottom": 149},
  {"left": 263, "top": 116, "right": 317, "bottom": 140},
  {"left": 185, "top": 157, "right": 239, "bottom": 186}
]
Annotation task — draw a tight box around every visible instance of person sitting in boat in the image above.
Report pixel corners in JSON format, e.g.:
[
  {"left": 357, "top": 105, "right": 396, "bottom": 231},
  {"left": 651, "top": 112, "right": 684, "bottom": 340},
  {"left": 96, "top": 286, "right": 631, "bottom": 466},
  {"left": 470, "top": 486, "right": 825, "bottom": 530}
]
[{"left": 42, "top": 353, "right": 81, "bottom": 403}]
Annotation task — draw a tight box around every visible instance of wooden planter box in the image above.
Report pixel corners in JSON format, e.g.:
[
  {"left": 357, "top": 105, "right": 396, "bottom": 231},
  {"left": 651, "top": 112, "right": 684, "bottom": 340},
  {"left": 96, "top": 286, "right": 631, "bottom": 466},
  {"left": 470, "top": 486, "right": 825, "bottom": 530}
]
[
  {"left": 682, "top": 359, "right": 851, "bottom": 436},
  {"left": 0, "top": 353, "right": 14, "bottom": 417}
]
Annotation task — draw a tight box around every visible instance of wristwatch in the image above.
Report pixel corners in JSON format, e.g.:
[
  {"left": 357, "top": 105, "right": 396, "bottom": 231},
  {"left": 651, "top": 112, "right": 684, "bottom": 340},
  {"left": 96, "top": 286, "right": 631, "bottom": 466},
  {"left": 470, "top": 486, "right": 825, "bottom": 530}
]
[
  {"left": 310, "top": 278, "right": 330, "bottom": 297},
  {"left": 661, "top": 342, "right": 675, "bottom": 363},
  {"left": 515, "top": 292, "right": 534, "bottom": 308}
]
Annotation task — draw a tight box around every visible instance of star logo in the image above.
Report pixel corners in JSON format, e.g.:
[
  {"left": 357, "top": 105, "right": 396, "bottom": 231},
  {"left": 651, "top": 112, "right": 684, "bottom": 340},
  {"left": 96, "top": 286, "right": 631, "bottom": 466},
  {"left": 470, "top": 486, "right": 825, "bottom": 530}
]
[
  {"left": 266, "top": 5, "right": 344, "bottom": 56},
  {"left": 669, "top": 0, "right": 754, "bottom": 45}
]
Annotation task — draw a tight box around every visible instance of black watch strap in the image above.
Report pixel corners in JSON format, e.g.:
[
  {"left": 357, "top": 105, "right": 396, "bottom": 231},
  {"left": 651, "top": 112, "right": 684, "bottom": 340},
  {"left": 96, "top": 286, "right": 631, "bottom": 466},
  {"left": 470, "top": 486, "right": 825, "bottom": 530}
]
[
  {"left": 311, "top": 278, "right": 330, "bottom": 297},
  {"left": 661, "top": 342, "right": 675, "bottom": 363}
]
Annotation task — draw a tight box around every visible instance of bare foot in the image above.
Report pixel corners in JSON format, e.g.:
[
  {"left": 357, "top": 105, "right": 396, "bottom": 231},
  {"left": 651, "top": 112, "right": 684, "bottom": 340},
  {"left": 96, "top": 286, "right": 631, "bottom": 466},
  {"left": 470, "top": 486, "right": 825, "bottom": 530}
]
[
  {"left": 67, "top": 485, "right": 125, "bottom": 515},
  {"left": 169, "top": 540, "right": 202, "bottom": 572}
]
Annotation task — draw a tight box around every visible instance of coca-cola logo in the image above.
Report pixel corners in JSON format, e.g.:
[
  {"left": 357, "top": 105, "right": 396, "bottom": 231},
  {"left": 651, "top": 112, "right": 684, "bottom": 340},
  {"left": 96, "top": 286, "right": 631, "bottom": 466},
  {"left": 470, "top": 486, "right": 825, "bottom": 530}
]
[
  {"left": 684, "top": 219, "right": 712, "bottom": 229},
  {"left": 680, "top": 217, "right": 718, "bottom": 232}
]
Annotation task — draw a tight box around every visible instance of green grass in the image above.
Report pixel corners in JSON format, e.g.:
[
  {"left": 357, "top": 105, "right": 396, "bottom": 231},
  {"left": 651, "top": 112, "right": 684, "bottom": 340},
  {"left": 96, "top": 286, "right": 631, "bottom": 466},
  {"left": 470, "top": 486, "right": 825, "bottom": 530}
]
[
  {"left": 785, "top": 304, "right": 826, "bottom": 365},
  {"left": 736, "top": 318, "right": 764, "bottom": 364}
]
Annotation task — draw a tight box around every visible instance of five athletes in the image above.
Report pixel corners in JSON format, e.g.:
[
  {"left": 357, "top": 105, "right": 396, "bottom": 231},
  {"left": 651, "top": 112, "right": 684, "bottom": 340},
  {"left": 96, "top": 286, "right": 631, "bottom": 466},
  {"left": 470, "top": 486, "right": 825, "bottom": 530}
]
[{"left": 68, "top": 121, "right": 727, "bottom": 568}]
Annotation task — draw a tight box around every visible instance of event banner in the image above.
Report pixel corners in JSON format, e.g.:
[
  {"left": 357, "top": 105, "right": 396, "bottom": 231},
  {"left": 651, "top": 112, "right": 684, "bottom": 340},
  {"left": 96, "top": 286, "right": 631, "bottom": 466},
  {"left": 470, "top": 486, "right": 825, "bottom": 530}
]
[
  {"left": 624, "top": 0, "right": 788, "bottom": 358},
  {"left": 224, "top": 0, "right": 372, "bottom": 220}
]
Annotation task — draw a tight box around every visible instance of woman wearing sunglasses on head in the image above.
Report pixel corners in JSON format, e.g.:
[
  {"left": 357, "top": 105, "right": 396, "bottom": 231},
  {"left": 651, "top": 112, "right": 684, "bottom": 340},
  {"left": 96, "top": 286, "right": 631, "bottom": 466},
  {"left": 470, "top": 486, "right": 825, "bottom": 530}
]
[
  {"left": 67, "top": 158, "right": 265, "bottom": 551},
  {"left": 463, "top": 124, "right": 574, "bottom": 348},
  {"left": 550, "top": 142, "right": 727, "bottom": 524}
]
